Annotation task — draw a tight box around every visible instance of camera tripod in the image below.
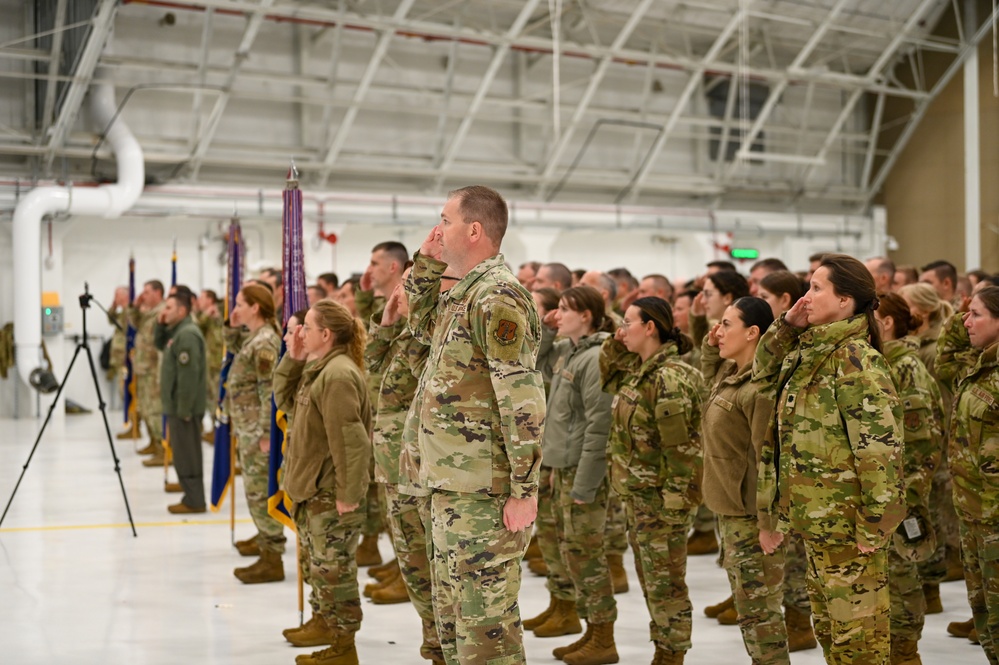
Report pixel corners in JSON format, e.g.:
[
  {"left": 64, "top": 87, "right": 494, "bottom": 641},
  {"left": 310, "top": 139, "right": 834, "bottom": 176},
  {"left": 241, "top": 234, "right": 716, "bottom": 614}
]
[{"left": 0, "top": 283, "right": 137, "bottom": 535}]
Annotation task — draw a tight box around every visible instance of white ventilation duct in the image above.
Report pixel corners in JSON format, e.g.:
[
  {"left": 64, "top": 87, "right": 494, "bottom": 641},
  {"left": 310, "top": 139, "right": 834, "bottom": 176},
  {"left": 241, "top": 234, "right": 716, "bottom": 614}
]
[{"left": 13, "top": 70, "right": 144, "bottom": 389}]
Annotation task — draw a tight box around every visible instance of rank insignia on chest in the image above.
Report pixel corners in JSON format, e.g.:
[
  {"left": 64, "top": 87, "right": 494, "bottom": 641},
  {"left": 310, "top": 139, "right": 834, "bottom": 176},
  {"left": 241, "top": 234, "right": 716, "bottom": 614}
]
[{"left": 785, "top": 393, "right": 795, "bottom": 407}]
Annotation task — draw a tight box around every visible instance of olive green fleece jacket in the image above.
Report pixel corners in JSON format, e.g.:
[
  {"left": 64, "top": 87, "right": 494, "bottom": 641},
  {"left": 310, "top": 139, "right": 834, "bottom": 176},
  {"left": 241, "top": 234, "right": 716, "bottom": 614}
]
[
  {"left": 273, "top": 347, "right": 372, "bottom": 506},
  {"left": 541, "top": 332, "right": 613, "bottom": 503}
]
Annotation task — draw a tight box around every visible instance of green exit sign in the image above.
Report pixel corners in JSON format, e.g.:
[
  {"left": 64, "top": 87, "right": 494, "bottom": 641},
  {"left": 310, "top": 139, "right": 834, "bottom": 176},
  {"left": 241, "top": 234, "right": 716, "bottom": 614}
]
[{"left": 730, "top": 248, "right": 759, "bottom": 260}]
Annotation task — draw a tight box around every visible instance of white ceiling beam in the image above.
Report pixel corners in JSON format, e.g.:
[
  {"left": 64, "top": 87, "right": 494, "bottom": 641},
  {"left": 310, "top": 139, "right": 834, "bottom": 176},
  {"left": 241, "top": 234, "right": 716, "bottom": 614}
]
[
  {"left": 533, "top": 0, "right": 655, "bottom": 199},
  {"left": 43, "top": 0, "right": 118, "bottom": 171},
  {"left": 40, "top": 0, "right": 68, "bottom": 135},
  {"left": 433, "top": 0, "right": 542, "bottom": 189},
  {"left": 316, "top": 0, "right": 418, "bottom": 187}
]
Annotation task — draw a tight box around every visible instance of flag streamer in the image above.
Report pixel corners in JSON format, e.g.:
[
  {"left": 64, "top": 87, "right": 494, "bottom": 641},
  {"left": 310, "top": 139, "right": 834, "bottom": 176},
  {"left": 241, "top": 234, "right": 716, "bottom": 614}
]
[{"left": 123, "top": 255, "right": 137, "bottom": 427}]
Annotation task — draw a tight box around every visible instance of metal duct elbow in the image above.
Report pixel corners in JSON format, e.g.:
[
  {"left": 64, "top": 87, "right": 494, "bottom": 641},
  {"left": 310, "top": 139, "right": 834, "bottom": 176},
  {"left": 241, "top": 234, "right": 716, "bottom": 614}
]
[{"left": 13, "top": 72, "right": 144, "bottom": 390}]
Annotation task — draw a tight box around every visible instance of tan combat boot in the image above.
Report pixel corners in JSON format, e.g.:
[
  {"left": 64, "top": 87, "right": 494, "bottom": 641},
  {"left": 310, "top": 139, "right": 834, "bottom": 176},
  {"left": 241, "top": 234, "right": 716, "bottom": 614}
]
[
  {"left": 922, "top": 583, "right": 942, "bottom": 614},
  {"left": 944, "top": 546, "right": 965, "bottom": 582},
  {"left": 234, "top": 550, "right": 284, "bottom": 584},
  {"left": 370, "top": 570, "right": 411, "bottom": 604},
  {"left": 285, "top": 615, "right": 335, "bottom": 647},
  {"left": 890, "top": 636, "right": 922, "bottom": 665},
  {"left": 368, "top": 558, "right": 399, "bottom": 581},
  {"left": 704, "top": 595, "right": 733, "bottom": 618},
  {"left": 355, "top": 534, "right": 382, "bottom": 567},
  {"left": 553, "top": 623, "right": 594, "bottom": 660},
  {"left": 364, "top": 565, "right": 399, "bottom": 597},
  {"left": 716, "top": 606, "right": 738, "bottom": 625},
  {"left": 686, "top": 529, "right": 718, "bottom": 555},
  {"left": 119, "top": 421, "right": 141, "bottom": 440},
  {"left": 563, "top": 622, "right": 618, "bottom": 665},
  {"left": 137, "top": 441, "right": 156, "bottom": 454},
  {"left": 524, "top": 594, "right": 558, "bottom": 631},
  {"left": 651, "top": 646, "right": 684, "bottom": 665},
  {"left": 529, "top": 556, "right": 549, "bottom": 577},
  {"left": 606, "top": 554, "right": 629, "bottom": 594},
  {"left": 142, "top": 440, "right": 166, "bottom": 467},
  {"left": 785, "top": 606, "right": 818, "bottom": 652},
  {"left": 947, "top": 617, "right": 975, "bottom": 638},
  {"left": 533, "top": 598, "right": 582, "bottom": 638},
  {"left": 296, "top": 632, "right": 358, "bottom": 665},
  {"left": 235, "top": 534, "right": 260, "bottom": 557}
]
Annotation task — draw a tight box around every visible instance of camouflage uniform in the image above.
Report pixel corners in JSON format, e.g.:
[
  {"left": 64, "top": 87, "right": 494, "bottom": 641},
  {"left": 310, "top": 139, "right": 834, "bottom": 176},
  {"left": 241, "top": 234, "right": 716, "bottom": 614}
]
[
  {"left": 128, "top": 302, "right": 165, "bottom": 443},
  {"left": 882, "top": 336, "right": 944, "bottom": 642},
  {"left": 197, "top": 311, "right": 224, "bottom": 415},
  {"left": 938, "top": 325, "right": 999, "bottom": 663},
  {"left": 600, "top": 336, "right": 703, "bottom": 656},
  {"left": 545, "top": 333, "right": 616, "bottom": 625},
  {"left": 699, "top": 341, "right": 789, "bottom": 664},
  {"left": 272, "top": 348, "right": 372, "bottom": 638},
  {"left": 357, "top": 287, "right": 389, "bottom": 543},
  {"left": 405, "top": 251, "right": 545, "bottom": 665},
  {"left": 365, "top": 316, "right": 440, "bottom": 658},
  {"left": 753, "top": 315, "right": 906, "bottom": 664},
  {"left": 226, "top": 324, "right": 285, "bottom": 554},
  {"left": 107, "top": 308, "right": 128, "bottom": 382}
]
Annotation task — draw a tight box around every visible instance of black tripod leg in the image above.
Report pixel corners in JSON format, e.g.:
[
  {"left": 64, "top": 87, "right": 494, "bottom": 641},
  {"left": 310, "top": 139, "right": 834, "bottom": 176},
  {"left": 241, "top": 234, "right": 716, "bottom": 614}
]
[
  {"left": 82, "top": 343, "right": 137, "bottom": 537},
  {"left": 0, "top": 344, "right": 83, "bottom": 529}
]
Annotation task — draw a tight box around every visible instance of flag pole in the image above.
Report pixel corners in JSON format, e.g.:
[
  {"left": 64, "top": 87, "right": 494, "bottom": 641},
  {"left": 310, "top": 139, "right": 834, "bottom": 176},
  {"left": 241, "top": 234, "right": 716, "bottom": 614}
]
[{"left": 164, "top": 237, "right": 178, "bottom": 487}]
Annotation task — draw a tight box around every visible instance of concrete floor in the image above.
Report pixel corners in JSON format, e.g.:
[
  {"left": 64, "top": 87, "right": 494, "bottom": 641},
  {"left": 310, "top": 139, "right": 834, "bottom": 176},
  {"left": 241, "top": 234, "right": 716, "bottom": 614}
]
[{"left": 0, "top": 413, "right": 987, "bottom": 664}]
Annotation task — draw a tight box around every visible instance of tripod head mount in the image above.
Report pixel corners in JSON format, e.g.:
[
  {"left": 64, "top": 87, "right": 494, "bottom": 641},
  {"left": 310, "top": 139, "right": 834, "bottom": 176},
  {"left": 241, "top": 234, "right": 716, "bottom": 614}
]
[{"left": 79, "top": 282, "right": 93, "bottom": 309}]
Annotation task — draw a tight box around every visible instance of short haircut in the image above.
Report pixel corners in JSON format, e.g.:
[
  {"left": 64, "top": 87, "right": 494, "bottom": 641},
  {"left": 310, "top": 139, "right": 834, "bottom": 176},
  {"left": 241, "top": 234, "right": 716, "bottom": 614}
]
[
  {"left": 520, "top": 261, "right": 541, "bottom": 273},
  {"left": 372, "top": 241, "right": 409, "bottom": 269},
  {"left": 169, "top": 291, "right": 193, "bottom": 313},
  {"left": 542, "top": 262, "right": 573, "bottom": 291},
  {"left": 201, "top": 289, "right": 219, "bottom": 303},
  {"left": 642, "top": 274, "right": 673, "bottom": 295},
  {"left": 532, "top": 287, "right": 560, "bottom": 313},
  {"left": 607, "top": 268, "right": 638, "bottom": 291},
  {"left": 572, "top": 269, "right": 586, "bottom": 283},
  {"left": 171, "top": 284, "right": 194, "bottom": 299},
  {"left": 921, "top": 260, "right": 958, "bottom": 287},
  {"left": 261, "top": 268, "right": 283, "bottom": 287},
  {"left": 448, "top": 185, "right": 508, "bottom": 245},
  {"left": 759, "top": 270, "right": 805, "bottom": 305},
  {"left": 145, "top": 279, "right": 165, "bottom": 295},
  {"left": 868, "top": 256, "right": 896, "bottom": 277},
  {"left": 750, "top": 257, "right": 788, "bottom": 273},
  {"left": 595, "top": 272, "right": 617, "bottom": 300},
  {"left": 318, "top": 272, "right": 339, "bottom": 289},
  {"left": 248, "top": 278, "right": 274, "bottom": 293},
  {"left": 706, "top": 260, "right": 736, "bottom": 272},
  {"left": 308, "top": 284, "right": 327, "bottom": 298},
  {"left": 706, "top": 270, "right": 750, "bottom": 299},
  {"left": 808, "top": 252, "right": 829, "bottom": 263}
]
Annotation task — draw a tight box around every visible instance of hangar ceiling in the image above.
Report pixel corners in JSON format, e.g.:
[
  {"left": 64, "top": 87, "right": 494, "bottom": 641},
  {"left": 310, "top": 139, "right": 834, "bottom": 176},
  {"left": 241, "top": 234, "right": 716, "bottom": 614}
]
[{"left": 0, "top": 0, "right": 994, "bottom": 213}]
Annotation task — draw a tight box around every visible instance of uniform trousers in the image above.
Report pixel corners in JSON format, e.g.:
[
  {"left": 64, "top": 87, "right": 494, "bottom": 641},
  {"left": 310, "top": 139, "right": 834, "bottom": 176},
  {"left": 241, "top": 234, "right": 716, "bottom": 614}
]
[
  {"left": 623, "top": 489, "right": 693, "bottom": 654},
  {"left": 167, "top": 415, "right": 204, "bottom": 509},
  {"left": 717, "top": 514, "right": 789, "bottom": 664},
  {"left": 536, "top": 466, "right": 575, "bottom": 601},
  {"left": 429, "top": 490, "right": 529, "bottom": 665},
  {"left": 236, "top": 432, "right": 286, "bottom": 554},
  {"left": 551, "top": 466, "right": 617, "bottom": 625},
  {"left": 803, "top": 542, "right": 890, "bottom": 665},
  {"left": 294, "top": 489, "right": 365, "bottom": 634},
  {"left": 959, "top": 518, "right": 999, "bottom": 664}
]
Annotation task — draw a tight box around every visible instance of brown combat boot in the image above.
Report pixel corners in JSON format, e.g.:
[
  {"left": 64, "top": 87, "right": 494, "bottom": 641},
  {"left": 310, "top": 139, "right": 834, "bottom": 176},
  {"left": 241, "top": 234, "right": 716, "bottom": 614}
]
[
  {"left": 686, "top": 529, "right": 718, "bottom": 555},
  {"left": 526, "top": 534, "right": 543, "bottom": 560},
  {"left": 364, "top": 565, "right": 399, "bottom": 597},
  {"left": 607, "top": 554, "right": 629, "bottom": 594},
  {"left": 164, "top": 482, "right": 182, "bottom": 493},
  {"left": 716, "top": 606, "right": 738, "bottom": 625},
  {"left": 529, "top": 556, "right": 549, "bottom": 577},
  {"left": 524, "top": 594, "right": 558, "bottom": 631},
  {"left": 137, "top": 441, "right": 156, "bottom": 455},
  {"left": 370, "top": 570, "right": 411, "bottom": 604},
  {"left": 651, "top": 646, "right": 684, "bottom": 665},
  {"left": 970, "top": 627, "right": 980, "bottom": 644},
  {"left": 553, "top": 622, "right": 594, "bottom": 660},
  {"left": 368, "top": 557, "right": 399, "bottom": 581},
  {"left": 534, "top": 598, "right": 582, "bottom": 638},
  {"left": 296, "top": 632, "right": 358, "bottom": 665},
  {"left": 922, "top": 583, "right": 943, "bottom": 614},
  {"left": 235, "top": 534, "right": 260, "bottom": 557},
  {"left": 119, "top": 421, "right": 141, "bottom": 440},
  {"left": 563, "top": 622, "right": 618, "bottom": 665},
  {"left": 704, "top": 595, "right": 733, "bottom": 618},
  {"left": 785, "top": 606, "right": 818, "bottom": 652},
  {"left": 142, "top": 440, "right": 166, "bottom": 467},
  {"left": 947, "top": 617, "right": 975, "bottom": 638},
  {"left": 234, "top": 550, "right": 284, "bottom": 584},
  {"left": 944, "top": 546, "right": 965, "bottom": 582},
  {"left": 285, "top": 615, "right": 335, "bottom": 647},
  {"left": 890, "top": 636, "right": 922, "bottom": 665},
  {"left": 355, "top": 534, "right": 382, "bottom": 566}
]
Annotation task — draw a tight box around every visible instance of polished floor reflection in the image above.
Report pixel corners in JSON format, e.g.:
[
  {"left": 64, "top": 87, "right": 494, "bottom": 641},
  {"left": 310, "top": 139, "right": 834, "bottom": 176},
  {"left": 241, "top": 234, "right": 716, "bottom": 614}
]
[{"left": 0, "top": 414, "right": 987, "bottom": 664}]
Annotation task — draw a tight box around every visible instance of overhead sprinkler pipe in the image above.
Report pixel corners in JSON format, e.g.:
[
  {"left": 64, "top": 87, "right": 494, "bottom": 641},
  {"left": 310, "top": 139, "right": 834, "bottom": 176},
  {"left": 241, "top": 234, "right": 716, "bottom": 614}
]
[{"left": 12, "top": 69, "right": 145, "bottom": 389}]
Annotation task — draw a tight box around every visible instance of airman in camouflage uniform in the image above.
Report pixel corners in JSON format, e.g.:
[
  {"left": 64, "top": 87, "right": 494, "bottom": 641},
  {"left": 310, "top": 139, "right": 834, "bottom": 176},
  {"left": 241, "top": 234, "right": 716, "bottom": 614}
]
[
  {"left": 937, "top": 288, "right": 999, "bottom": 664},
  {"left": 880, "top": 334, "right": 944, "bottom": 660},
  {"left": 196, "top": 297, "right": 224, "bottom": 425},
  {"left": 405, "top": 186, "right": 545, "bottom": 665},
  {"left": 128, "top": 282, "right": 166, "bottom": 460},
  {"left": 365, "top": 288, "right": 438, "bottom": 661},
  {"left": 226, "top": 319, "right": 285, "bottom": 574},
  {"left": 107, "top": 287, "right": 129, "bottom": 383},
  {"left": 600, "top": 321, "right": 703, "bottom": 665},
  {"left": 753, "top": 312, "right": 905, "bottom": 664}
]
